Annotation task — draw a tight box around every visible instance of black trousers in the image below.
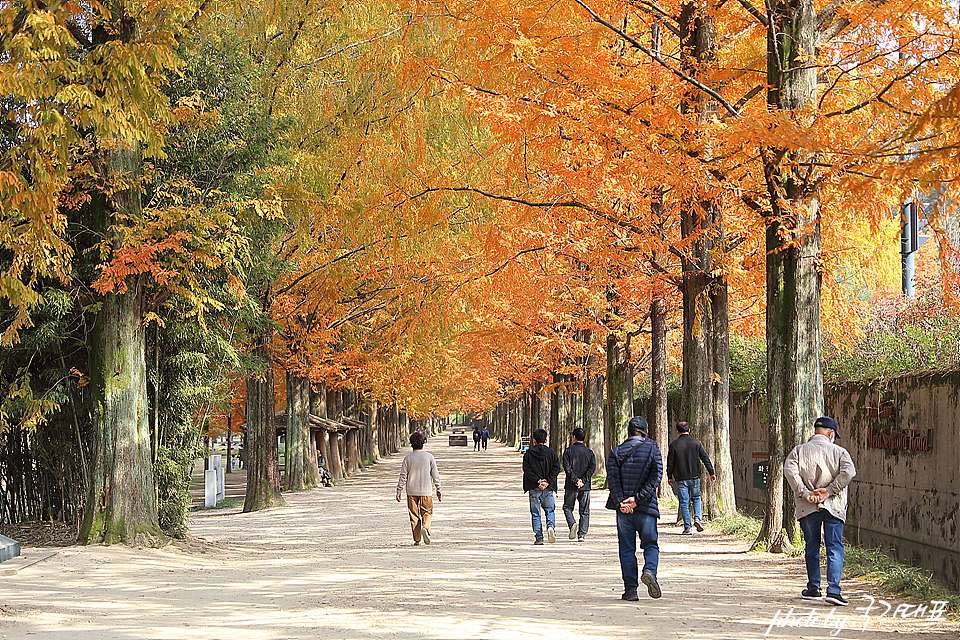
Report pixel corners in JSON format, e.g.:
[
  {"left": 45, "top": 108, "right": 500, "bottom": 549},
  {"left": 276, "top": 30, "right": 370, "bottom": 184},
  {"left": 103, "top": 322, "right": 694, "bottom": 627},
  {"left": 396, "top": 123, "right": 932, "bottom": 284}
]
[{"left": 562, "top": 488, "right": 590, "bottom": 536}]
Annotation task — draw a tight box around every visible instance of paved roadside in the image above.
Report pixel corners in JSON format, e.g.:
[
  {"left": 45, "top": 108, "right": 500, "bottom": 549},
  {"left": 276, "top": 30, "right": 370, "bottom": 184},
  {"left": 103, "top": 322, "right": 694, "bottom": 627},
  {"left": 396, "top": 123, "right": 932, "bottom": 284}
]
[{"left": 0, "top": 435, "right": 956, "bottom": 640}]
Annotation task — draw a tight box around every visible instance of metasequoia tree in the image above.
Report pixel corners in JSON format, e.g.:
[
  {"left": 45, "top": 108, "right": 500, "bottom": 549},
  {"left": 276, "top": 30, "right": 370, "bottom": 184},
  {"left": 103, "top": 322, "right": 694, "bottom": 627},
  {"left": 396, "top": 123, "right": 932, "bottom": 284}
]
[
  {"left": 570, "top": 0, "right": 960, "bottom": 550},
  {"left": 217, "top": 0, "right": 410, "bottom": 503},
  {"left": 234, "top": 0, "right": 503, "bottom": 496},
  {"left": 739, "top": 0, "right": 960, "bottom": 551},
  {"left": 1, "top": 7, "right": 177, "bottom": 544},
  {"left": 2, "top": 0, "right": 286, "bottom": 539},
  {"left": 404, "top": 0, "right": 960, "bottom": 543},
  {"left": 1, "top": 0, "right": 250, "bottom": 544},
  {"left": 675, "top": 2, "right": 736, "bottom": 517},
  {"left": 403, "top": 0, "right": 742, "bottom": 481}
]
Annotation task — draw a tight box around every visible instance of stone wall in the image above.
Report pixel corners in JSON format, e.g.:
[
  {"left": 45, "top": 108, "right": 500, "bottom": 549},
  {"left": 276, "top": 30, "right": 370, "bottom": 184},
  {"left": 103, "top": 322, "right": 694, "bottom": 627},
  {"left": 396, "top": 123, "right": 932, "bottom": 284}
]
[{"left": 730, "top": 370, "right": 960, "bottom": 590}]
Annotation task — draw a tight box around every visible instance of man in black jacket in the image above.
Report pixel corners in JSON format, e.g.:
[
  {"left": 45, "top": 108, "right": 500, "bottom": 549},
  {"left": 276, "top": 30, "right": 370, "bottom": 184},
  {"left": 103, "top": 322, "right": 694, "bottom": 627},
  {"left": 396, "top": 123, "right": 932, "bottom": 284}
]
[
  {"left": 562, "top": 427, "right": 596, "bottom": 542},
  {"left": 607, "top": 416, "right": 663, "bottom": 600},
  {"left": 522, "top": 428, "right": 561, "bottom": 545},
  {"left": 666, "top": 421, "right": 716, "bottom": 535}
]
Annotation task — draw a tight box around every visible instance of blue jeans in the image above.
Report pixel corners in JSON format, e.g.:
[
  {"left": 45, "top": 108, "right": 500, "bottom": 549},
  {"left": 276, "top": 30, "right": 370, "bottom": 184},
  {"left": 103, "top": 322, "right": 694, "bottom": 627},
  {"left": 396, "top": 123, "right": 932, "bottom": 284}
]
[
  {"left": 800, "top": 510, "right": 845, "bottom": 595},
  {"left": 528, "top": 489, "right": 556, "bottom": 539},
  {"left": 616, "top": 510, "right": 659, "bottom": 589},
  {"left": 675, "top": 478, "right": 702, "bottom": 528}
]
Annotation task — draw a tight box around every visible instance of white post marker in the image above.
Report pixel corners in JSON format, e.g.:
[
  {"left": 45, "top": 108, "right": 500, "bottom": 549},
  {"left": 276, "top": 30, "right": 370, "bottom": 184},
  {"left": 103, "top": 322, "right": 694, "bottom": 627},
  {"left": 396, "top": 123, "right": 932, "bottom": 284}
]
[
  {"left": 204, "top": 469, "right": 217, "bottom": 507},
  {"left": 205, "top": 455, "right": 224, "bottom": 507},
  {"left": 216, "top": 465, "right": 225, "bottom": 502}
]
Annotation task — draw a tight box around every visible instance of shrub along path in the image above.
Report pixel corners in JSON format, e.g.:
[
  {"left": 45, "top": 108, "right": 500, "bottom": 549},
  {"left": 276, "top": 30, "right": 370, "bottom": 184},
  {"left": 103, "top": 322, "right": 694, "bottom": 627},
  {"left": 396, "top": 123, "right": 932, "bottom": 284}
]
[{"left": 0, "top": 434, "right": 957, "bottom": 640}]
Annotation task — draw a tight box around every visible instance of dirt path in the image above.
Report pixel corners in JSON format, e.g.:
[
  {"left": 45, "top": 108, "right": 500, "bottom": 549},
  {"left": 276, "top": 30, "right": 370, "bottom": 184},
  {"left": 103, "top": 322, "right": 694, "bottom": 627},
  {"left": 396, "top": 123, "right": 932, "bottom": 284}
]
[{"left": 1, "top": 436, "right": 956, "bottom": 640}]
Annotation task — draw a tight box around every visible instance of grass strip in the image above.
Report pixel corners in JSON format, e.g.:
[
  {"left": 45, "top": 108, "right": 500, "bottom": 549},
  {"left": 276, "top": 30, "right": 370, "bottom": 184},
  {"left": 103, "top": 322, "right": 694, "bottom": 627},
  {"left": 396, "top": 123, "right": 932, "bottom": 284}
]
[
  {"left": 844, "top": 545, "right": 960, "bottom": 614},
  {"left": 189, "top": 498, "right": 243, "bottom": 512},
  {"left": 705, "top": 510, "right": 959, "bottom": 616}
]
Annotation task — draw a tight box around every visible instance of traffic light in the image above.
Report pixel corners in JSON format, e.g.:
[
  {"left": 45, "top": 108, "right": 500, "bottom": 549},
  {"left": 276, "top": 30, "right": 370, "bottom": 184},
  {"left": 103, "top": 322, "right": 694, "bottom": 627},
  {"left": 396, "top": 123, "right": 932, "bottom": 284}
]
[{"left": 900, "top": 202, "right": 929, "bottom": 255}]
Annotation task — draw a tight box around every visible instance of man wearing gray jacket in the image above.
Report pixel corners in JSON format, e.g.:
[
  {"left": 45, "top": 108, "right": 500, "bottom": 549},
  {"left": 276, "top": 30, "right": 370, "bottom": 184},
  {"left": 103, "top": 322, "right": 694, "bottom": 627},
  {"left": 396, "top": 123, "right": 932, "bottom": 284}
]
[{"left": 784, "top": 416, "right": 856, "bottom": 606}]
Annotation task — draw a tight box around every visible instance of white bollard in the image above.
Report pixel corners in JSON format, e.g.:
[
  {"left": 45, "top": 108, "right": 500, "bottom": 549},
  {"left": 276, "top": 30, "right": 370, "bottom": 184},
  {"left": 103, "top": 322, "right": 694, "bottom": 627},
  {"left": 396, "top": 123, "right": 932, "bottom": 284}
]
[
  {"left": 216, "top": 465, "right": 225, "bottom": 502},
  {"left": 207, "top": 455, "right": 226, "bottom": 504},
  {"left": 204, "top": 469, "right": 217, "bottom": 507}
]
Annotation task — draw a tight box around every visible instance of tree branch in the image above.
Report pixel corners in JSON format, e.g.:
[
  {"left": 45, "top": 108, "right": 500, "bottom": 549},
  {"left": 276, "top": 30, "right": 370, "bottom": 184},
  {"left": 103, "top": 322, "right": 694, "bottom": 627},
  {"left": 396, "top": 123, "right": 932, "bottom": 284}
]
[
  {"left": 405, "top": 185, "right": 650, "bottom": 237},
  {"left": 823, "top": 51, "right": 953, "bottom": 118},
  {"left": 817, "top": 18, "right": 850, "bottom": 47},
  {"left": 735, "top": 0, "right": 769, "bottom": 26},
  {"left": 572, "top": 0, "right": 742, "bottom": 118},
  {"left": 201, "top": 150, "right": 238, "bottom": 201},
  {"left": 636, "top": 2, "right": 681, "bottom": 37},
  {"left": 815, "top": 0, "right": 844, "bottom": 27},
  {"left": 274, "top": 245, "right": 368, "bottom": 297}
]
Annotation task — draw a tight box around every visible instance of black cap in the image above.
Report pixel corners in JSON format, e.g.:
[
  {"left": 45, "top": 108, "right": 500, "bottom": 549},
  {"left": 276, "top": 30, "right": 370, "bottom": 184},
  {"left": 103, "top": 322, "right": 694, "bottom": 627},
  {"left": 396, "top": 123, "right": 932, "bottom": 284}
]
[
  {"left": 814, "top": 416, "right": 839, "bottom": 439},
  {"left": 627, "top": 416, "right": 648, "bottom": 436}
]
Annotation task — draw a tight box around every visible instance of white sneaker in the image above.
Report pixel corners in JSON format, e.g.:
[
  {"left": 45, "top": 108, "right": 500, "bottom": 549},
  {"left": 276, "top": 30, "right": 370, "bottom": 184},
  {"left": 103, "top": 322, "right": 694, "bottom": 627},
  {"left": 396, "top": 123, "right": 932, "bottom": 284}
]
[
  {"left": 547, "top": 527, "right": 556, "bottom": 543},
  {"left": 569, "top": 522, "right": 578, "bottom": 540},
  {"left": 422, "top": 529, "right": 431, "bottom": 545}
]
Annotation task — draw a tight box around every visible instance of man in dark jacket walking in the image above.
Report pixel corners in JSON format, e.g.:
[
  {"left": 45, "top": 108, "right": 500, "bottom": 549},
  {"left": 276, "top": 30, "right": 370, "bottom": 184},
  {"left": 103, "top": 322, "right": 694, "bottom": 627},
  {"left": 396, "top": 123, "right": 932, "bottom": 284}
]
[
  {"left": 522, "top": 428, "right": 561, "bottom": 544},
  {"left": 562, "top": 427, "right": 596, "bottom": 541},
  {"left": 666, "top": 421, "right": 716, "bottom": 534},
  {"left": 607, "top": 416, "right": 663, "bottom": 600}
]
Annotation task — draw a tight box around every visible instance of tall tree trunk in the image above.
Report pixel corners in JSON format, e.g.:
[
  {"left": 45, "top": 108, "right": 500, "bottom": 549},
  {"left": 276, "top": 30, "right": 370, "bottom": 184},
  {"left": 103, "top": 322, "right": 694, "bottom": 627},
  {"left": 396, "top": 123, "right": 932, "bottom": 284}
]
[
  {"left": 680, "top": 253, "right": 717, "bottom": 513},
  {"left": 584, "top": 373, "right": 605, "bottom": 476},
  {"left": 497, "top": 400, "right": 516, "bottom": 447},
  {"left": 558, "top": 374, "right": 575, "bottom": 457},
  {"left": 551, "top": 378, "right": 561, "bottom": 454},
  {"left": 380, "top": 407, "right": 388, "bottom": 457},
  {"left": 81, "top": 279, "right": 163, "bottom": 544},
  {"left": 499, "top": 404, "right": 506, "bottom": 443},
  {"left": 756, "top": 0, "right": 823, "bottom": 552},
  {"left": 284, "top": 371, "right": 312, "bottom": 491},
  {"left": 711, "top": 282, "right": 736, "bottom": 513},
  {"left": 243, "top": 333, "right": 283, "bottom": 512},
  {"left": 580, "top": 330, "right": 606, "bottom": 475},
  {"left": 606, "top": 333, "right": 633, "bottom": 448},
  {"left": 311, "top": 384, "right": 332, "bottom": 483},
  {"left": 350, "top": 429, "right": 361, "bottom": 471},
  {"left": 650, "top": 298, "right": 671, "bottom": 497},
  {"left": 678, "top": 1, "right": 735, "bottom": 520},
  {"left": 307, "top": 422, "right": 319, "bottom": 486},
  {"left": 328, "top": 432, "right": 344, "bottom": 480},
  {"left": 523, "top": 391, "right": 533, "bottom": 441},
  {"left": 365, "top": 399, "right": 379, "bottom": 463},
  {"left": 226, "top": 414, "right": 233, "bottom": 474},
  {"left": 389, "top": 403, "right": 400, "bottom": 453},
  {"left": 649, "top": 17, "right": 672, "bottom": 499},
  {"left": 80, "top": 140, "right": 162, "bottom": 545},
  {"left": 327, "top": 388, "right": 342, "bottom": 422},
  {"left": 570, "top": 385, "right": 582, "bottom": 434},
  {"left": 341, "top": 388, "right": 354, "bottom": 421},
  {"left": 537, "top": 378, "right": 560, "bottom": 450},
  {"left": 312, "top": 382, "right": 328, "bottom": 419}
]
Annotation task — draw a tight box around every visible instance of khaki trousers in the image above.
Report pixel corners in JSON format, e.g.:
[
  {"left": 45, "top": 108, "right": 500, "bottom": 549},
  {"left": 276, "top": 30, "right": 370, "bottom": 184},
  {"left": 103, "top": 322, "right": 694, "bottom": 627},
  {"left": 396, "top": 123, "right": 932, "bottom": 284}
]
[{"left": 406, "top": 495, "right": 434, "bottom": 542}]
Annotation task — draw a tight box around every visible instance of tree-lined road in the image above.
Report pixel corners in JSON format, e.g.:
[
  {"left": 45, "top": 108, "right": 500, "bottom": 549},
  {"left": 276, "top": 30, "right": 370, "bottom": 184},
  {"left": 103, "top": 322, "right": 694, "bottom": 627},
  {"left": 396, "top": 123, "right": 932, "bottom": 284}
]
[{"left": 1, "top": 437, "right": 956, "bottom": 640}]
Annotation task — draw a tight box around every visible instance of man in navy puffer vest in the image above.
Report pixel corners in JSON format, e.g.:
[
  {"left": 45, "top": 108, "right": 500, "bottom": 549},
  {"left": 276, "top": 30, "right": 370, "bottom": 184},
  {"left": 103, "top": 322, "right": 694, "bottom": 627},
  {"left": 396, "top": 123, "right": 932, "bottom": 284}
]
[{"left": 607, "top": 416, "right": 663, "bottom": 601}]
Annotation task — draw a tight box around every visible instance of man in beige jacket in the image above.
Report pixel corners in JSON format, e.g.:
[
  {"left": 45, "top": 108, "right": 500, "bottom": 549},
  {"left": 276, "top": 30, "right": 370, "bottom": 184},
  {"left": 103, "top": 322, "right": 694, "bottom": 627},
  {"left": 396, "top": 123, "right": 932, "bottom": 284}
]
[
  {"left": 396, "top": 432, "right": 442, "bottom": 545},
  {"left": 784, "top": 416, "right": 856, "bottom": 606}
]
